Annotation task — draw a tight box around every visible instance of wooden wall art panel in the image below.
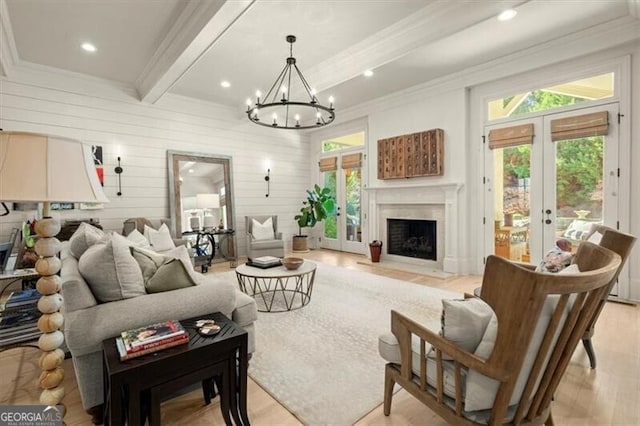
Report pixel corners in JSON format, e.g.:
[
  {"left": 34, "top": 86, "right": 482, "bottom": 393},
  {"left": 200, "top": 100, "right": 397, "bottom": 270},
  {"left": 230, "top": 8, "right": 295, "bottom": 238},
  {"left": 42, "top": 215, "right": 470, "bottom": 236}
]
[{"left": 377, "top": 128, "right": 444, "bottom": 180}]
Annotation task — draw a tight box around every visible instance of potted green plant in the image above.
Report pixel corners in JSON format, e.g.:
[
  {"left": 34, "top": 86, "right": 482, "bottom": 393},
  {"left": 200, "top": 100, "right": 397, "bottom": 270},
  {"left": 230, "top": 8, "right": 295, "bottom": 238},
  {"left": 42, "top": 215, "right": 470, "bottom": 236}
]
[{"left": 293, "top": 184, "right": 336, "bottom": 252}]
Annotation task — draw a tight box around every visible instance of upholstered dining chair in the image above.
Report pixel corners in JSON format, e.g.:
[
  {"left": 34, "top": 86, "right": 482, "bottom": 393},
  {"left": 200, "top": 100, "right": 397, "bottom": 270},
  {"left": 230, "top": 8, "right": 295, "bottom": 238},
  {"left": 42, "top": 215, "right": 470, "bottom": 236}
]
[
  {"left": 580, "top": 225, "right": 636, "bottom": 368},
  {"left": 245, "top": 215, "right": 285, "bottom": 260},
  {"left": 381, "top": 242, "right": 620, "bottom": 425}
]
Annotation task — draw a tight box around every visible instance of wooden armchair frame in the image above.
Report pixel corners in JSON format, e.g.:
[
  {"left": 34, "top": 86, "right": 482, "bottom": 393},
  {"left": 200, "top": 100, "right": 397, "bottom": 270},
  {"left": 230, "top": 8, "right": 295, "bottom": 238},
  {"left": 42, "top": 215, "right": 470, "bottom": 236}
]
[
  {"left": 384, "top": 242, "right": 620, "bottom": 425},
  {"left": 580, "top": 225, "right": 636, "bottom": 368}
]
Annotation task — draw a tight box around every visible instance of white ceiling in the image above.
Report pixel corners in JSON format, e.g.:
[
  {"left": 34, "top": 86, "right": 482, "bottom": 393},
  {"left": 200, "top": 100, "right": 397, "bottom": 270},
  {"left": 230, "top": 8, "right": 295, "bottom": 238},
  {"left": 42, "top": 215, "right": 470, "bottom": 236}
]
[{"left": 2, "top": 0, "right": 638, "bottom": 115}]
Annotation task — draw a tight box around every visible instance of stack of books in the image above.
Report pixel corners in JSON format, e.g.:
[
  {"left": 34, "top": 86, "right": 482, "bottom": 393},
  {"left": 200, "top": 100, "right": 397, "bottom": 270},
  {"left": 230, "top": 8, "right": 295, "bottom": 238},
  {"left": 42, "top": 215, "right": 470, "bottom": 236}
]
[
  {"left": 116, "top": 320, "right": 189, "bottom": 361},
  {"left": 248, "top": 256, "right": 282, "bottom": 269},
  {"left": 0, "top": 288, "right": 41, "bottom": 348}
]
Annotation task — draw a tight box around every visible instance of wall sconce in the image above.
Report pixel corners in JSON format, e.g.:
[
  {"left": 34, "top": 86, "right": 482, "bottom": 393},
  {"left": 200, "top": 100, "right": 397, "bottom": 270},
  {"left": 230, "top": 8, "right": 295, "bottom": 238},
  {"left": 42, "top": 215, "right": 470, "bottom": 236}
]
[
  {"left": 114, "top": 157, "right": 123, "bottom": 196},
  {"left": 265, "top": 169, "right": 270, "bottom": 197}
]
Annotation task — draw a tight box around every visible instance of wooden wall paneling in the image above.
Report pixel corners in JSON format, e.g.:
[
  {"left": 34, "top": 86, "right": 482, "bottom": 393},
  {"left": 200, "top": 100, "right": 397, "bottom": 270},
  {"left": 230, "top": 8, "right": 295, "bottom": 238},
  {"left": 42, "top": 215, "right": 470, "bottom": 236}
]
[
  {"left": 392, "top": 135, "right": 406, "bottom": 179},
  {"left": 377, "top": 138, "right": 386, "bottom": 179},
  {"left": 376, "top": 128, "right": 443, "bottom": 180},
  {"left": 420, "top": 129, "right": 444, "bottom": 176},
  {"left": 389, "top": 136, "right": 397, "bottom": 178},
  {"left": 0, "top": 79, "right": 311, "bottom": 254},
  {"left": 405, "top": 132, "right": 422, "bottom": 177}
]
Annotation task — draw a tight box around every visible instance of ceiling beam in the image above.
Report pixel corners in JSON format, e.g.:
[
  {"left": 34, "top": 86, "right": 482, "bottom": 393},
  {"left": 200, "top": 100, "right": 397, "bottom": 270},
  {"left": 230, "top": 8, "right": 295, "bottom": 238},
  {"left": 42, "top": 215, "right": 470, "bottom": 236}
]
[
  {"left": 0, "top": 0, "right": 20, "bottom": 77},
  {"left": 136, "top": 0, "right": 255, "bottom": 104},
  {"left": 302, "top": 0, "right": 528, "bottom": 95}
]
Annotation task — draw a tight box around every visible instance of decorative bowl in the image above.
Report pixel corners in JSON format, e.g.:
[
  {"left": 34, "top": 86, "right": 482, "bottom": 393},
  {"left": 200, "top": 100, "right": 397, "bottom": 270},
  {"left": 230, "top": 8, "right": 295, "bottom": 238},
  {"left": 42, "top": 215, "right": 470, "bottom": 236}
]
[{"left": 281, "top": 257, "right": 304, "bottom": 270}]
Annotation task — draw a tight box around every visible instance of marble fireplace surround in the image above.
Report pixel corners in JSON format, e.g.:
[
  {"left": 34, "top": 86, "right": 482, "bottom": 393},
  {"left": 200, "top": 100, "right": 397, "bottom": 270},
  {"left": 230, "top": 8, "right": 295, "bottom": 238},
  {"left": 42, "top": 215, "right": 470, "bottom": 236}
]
[{"left": 368, "top": 183, "right": 463, "bottom": 274}]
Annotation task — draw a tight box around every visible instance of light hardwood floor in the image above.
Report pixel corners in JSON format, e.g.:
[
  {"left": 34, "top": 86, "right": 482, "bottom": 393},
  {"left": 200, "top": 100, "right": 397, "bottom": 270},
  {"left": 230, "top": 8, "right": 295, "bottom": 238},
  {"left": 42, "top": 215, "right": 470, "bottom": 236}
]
[{"left": 1, "top": 249, "right": 638, "bottom": 425}]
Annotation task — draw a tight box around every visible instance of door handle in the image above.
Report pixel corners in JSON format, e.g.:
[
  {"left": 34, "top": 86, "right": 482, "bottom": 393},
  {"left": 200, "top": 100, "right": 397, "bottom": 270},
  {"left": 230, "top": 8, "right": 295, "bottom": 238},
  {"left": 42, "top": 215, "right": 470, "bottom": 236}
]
[{"left": 544, "top": 209, "right": 552, "bottom": 224}]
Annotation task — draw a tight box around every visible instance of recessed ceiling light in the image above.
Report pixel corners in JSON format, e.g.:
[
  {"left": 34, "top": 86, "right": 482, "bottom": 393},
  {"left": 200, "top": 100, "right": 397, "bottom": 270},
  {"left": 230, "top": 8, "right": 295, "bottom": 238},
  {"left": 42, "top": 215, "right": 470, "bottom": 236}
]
[
  {"left": 363, "top": 69, "right": 374, "bottom": 77},
  {"left": 81, "top": 42, "right": 96, "bottom": 53},
  {"left": 188, "top": 169, "right": 194, "bottom": 173},
  {"left": 220, "top": 81, "right": 231, "bottom": 88},
  {"left": 498, "top": 9, "right": 517, "bottom": 21}
]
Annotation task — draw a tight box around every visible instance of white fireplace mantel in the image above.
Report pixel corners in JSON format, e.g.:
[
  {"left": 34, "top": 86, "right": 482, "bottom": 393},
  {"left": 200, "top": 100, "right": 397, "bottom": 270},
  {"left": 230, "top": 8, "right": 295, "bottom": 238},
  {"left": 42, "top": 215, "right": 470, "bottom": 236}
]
[{"left": 367, "top": 182, "right": 464, "bottom": 273}]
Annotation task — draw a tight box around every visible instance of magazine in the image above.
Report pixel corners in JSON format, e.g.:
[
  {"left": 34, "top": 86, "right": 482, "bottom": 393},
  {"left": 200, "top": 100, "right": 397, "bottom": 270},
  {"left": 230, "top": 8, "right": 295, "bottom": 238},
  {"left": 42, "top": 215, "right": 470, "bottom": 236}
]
[
  {"left": 120, "top": 320, "right": 186, "bottom": 348},
  {"left": 115, "top": 335, "right": 188, "bottom": 361},
  {"left": 121, "top": 333, "right": 189, "bottom": 354},
  {"left": 4, "top": 289, "right": 41, "bottom": 309}
]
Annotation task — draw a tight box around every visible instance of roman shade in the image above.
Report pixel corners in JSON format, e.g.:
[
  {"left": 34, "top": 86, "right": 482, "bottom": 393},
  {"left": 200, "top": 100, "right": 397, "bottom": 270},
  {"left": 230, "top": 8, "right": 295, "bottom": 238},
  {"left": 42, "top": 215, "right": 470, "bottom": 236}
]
[
  {"left": 319, "top": 157, "right": 337, "bottom": 171},
  {"left": 551, "top": 111, "right": 608, "bottom": 141},
  {"left": 488, "top": 123, "right": 534, "bottom": 149},
  {"left": 341, "top": 153, "right": 362, "bottom": 169}
]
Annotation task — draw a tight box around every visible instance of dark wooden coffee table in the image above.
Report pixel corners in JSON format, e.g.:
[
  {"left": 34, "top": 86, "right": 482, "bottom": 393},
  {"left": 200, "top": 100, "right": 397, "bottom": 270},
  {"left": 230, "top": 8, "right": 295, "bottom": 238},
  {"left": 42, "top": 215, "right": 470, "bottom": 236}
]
[{"left": 102, "top": 312, "right": 249, "bottom": 426}]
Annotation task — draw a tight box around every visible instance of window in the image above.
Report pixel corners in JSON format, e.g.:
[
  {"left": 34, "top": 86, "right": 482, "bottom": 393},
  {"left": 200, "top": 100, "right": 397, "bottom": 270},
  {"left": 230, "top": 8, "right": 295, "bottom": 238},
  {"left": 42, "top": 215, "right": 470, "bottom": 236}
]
[
  {"left": 488, "top": 73, "right": 614, "bottom": 121},
  {"left": 322, "top": 132, "right": 365, "bottom": 152}
]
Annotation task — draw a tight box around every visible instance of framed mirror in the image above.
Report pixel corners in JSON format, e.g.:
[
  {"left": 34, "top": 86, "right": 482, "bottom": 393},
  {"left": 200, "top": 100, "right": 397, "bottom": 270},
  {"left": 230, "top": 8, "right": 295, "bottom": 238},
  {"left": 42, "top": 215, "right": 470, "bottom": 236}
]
[{"left": 167, "top": 151, "right": 236, "bottom": 264}]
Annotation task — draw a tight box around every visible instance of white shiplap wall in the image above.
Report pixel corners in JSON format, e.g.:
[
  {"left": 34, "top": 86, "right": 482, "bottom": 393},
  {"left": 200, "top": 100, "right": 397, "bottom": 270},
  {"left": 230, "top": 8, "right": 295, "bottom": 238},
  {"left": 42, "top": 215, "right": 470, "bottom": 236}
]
[{"left": 0, "top": 75, "right": 312, "bottom": 257}]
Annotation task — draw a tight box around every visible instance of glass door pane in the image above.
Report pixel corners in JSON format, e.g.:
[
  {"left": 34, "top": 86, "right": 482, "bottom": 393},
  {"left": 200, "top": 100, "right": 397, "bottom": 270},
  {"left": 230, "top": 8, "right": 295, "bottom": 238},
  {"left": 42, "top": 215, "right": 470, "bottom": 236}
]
[
  {"left": 323, "top": 170, "right": 338, "bottom": 241},
  {"left": 320, "top": 152, "right": 364, "bottom": 254},
  {"left": 553, "top": 136, "right": 604, "bottom": 253},
  {"left": 343, "top": 165, "right": 362, "bottom": 246},
  {"left": 492, "top": 144, "right": 532, "bottom": 262}
]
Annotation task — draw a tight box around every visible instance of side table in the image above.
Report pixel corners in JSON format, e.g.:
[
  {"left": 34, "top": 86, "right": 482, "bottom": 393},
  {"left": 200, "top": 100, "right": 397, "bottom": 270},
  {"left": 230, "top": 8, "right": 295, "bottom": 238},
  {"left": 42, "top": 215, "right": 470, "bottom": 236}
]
[{"left": 102, "top": 312, "right": 249, "bottom": 426}]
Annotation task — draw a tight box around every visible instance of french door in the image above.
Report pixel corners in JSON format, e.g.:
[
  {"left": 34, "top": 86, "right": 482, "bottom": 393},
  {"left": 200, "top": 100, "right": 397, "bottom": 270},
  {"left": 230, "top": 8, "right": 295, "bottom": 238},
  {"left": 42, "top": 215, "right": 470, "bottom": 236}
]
[
  {"left": 321, "top": 149, "right": 365, "bottom": 254},
  {"left": 484, "top": 103, "right": 620, "bottom": 289}
]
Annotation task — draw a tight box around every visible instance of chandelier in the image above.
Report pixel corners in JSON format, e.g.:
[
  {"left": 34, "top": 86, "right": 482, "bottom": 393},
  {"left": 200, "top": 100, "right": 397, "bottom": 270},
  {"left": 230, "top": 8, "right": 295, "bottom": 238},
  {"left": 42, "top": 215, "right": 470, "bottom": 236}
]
[{"left": 246, "top": 35, "right": 335, "bottom": 129}]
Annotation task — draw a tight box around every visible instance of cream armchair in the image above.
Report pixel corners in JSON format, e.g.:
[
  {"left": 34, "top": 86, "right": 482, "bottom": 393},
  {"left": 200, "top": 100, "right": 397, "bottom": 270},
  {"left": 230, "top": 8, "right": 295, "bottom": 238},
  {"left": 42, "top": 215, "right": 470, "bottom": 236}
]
[{"left": 245, "top": 215, "right": 285, "bottom": 260}]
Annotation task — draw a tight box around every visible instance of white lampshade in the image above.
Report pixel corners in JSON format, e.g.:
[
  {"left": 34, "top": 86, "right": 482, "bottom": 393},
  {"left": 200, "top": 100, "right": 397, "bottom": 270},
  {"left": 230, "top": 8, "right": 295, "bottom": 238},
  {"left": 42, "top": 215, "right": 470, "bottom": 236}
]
[
  {"left": 182, "top": 196, "right": 197, "bottom": 211},
  {"left": 0, "top": 132, "right": 109, "bottom": 203},
  {"left": 196, "top": 193, "right": 220, "bottom": 209}
]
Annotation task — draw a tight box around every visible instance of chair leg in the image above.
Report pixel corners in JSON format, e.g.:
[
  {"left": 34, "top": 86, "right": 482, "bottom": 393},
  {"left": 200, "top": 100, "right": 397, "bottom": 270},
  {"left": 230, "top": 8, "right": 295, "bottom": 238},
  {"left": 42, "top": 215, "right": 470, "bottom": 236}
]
[
  {"left": 383, "top": 364, "right": 395, "bottom": 416},
  {"left": 582, "top": 338, "right": 597, "bottom": 369}
]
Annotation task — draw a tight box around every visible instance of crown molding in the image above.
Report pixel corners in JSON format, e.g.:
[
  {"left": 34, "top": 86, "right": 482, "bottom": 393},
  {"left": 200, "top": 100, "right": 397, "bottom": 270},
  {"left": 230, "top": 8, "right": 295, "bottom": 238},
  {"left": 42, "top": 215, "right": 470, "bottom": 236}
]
[
  {"left": 333, "top": 16, "right": 640, "bottom": 125},
  {"left": 5, "top": 60, "right": 139, "bottom": 101},
  {"left": 136, "top": 0, "right": 255, "bottom": 104},
  {"left": 0, "top": 0, "right": 19, "bottom": 77}
]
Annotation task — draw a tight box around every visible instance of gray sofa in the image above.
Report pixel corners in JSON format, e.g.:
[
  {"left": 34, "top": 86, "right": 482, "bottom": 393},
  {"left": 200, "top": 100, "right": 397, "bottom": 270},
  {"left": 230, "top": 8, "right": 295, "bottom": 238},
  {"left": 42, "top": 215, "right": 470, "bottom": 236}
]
[{"left": 60, "top": 240, "right": 257, "bottom": 419}]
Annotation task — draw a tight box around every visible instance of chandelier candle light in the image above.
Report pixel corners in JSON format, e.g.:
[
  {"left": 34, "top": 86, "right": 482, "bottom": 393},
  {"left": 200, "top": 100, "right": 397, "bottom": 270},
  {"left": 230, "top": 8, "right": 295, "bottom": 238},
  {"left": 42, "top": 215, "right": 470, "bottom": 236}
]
[{"left": 246, "top": 35, "right": 335, "bottom": 129}]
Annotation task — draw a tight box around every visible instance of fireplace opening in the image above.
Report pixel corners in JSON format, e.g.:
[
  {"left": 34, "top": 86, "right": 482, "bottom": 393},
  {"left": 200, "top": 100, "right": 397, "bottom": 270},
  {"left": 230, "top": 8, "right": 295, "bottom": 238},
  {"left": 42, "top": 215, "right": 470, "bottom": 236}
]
[{"left": 387, "top": 219, "right": 436, "bottom": 261}]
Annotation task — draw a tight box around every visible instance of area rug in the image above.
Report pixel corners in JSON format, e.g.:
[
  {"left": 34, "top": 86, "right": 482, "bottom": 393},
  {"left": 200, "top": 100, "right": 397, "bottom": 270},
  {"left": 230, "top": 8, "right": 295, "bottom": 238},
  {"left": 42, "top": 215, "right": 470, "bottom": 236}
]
[{"left": 225, "top": 262, "right": 461, "bottom": 425}]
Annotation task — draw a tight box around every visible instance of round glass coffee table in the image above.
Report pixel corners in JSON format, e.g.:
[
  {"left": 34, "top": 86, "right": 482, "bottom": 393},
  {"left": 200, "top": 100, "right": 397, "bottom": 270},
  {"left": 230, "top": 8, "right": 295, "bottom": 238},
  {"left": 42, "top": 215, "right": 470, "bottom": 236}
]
[{"left": 235, "top": 261, "right": 317, "bottom": 312}]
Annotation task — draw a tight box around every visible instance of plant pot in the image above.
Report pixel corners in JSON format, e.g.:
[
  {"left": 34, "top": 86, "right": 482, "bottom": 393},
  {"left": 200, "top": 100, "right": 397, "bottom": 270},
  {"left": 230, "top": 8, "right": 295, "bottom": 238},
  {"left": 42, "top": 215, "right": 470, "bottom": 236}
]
[
  {"left": 292, "top": 235, "right": 309, "bottom": 252},
  {"left": 369, "top": 241, "right": 383, "bottom": 263}
]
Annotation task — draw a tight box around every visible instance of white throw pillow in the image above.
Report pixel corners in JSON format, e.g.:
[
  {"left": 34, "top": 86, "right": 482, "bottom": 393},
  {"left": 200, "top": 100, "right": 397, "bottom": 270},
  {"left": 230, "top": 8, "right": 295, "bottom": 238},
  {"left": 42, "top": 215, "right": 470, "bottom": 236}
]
[
  {"left": 69, "top": 222, "right": 105, "bottom": 259},
  {"left": 252, "top": 217, "right": 275, "bottom": 241},
  {"left": 144, "top": 223, "right": 176, "bottom": 252},
  {"left": 433, "top": 298, "right": 494, "bottom": 360},
  {"left": 78, "top": 233, "right": 145, "bottom": 303},
  {"left": 587, "top": 231, "right": 603, "bottom": 244},
  {"left": 126, "top": 229, "right": 151, "bottom": 248}
]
